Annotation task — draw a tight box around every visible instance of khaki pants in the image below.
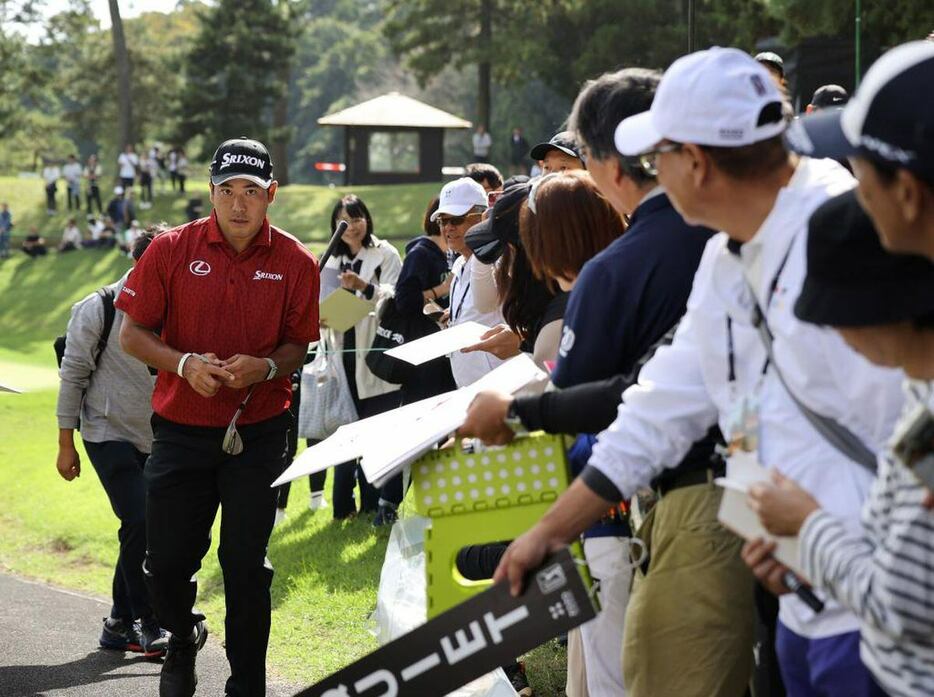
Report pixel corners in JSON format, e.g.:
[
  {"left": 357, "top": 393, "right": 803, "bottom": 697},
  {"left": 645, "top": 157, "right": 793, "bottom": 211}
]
[{"left": 622, "top": 483, "right": 755, "bottom": 697}]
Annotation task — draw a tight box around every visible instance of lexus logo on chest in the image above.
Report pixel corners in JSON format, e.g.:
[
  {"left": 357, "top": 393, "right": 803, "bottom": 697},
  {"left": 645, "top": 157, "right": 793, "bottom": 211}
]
[{"left": 189, "top": 260, "right": 212, "bottom": 276}]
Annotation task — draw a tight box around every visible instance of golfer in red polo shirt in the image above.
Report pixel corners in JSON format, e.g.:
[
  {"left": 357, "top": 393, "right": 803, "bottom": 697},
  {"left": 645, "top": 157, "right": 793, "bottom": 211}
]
[{"left": 117, "top": 137, "right": 319, "bottom": 697}]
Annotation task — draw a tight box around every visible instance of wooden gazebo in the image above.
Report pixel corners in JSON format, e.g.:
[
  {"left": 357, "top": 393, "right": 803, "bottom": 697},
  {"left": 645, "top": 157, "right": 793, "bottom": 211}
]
[{"left": 317, "top": 93, "right": 472, "bottom": 185}]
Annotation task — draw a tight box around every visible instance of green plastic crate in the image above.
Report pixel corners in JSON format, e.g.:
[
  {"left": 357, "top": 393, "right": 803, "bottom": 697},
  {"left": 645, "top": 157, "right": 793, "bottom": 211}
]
[{"left": 411, "top": 433, "right": 590, "bottom": 617}]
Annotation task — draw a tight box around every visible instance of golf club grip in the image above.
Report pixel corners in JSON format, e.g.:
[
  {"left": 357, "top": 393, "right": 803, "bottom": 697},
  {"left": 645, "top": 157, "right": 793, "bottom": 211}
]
[{"left": 318, "top": 220, "right": 348, "bottom": 269}]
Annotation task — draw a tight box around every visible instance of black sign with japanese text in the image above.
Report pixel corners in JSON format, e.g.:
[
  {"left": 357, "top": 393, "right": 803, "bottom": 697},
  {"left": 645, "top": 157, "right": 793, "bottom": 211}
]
[{"left": 294, "top": 548, "right": 596, "bottom": 697}]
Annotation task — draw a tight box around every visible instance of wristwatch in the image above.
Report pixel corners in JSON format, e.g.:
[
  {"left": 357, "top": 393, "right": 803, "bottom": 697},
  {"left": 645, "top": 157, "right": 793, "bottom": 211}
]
[
  {"left": 263, "top": 357, "right": 278, "bottom": 381},
  {"left": 504, "top": 399, "right": 525, "bottom": 434}
]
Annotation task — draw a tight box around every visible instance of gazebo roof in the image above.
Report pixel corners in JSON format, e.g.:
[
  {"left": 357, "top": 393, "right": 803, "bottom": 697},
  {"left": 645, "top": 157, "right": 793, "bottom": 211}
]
[{"left": 318, "top": 92, "right": 472, "bottom": 129}]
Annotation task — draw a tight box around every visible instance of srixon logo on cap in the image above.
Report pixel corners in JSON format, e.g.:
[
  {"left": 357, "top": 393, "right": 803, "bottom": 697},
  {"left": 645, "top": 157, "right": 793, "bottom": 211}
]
[{"left": 219, "top": 153, "right": 266, "bottom": 171}]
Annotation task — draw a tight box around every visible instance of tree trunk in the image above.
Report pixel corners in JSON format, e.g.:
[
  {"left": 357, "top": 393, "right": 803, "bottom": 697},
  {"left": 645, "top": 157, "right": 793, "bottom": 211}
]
[
  {"left": 271, "top": 63, "right": 291, "bottom": 186},
  {"left": 109, "top": 0, "right": 134, "bottom": 149},
  {"left": 270, "top": 0, "right": 292, "bottom": 185},
  {"left": 477, "top": 0, "right": 492, "bottom": 130}
]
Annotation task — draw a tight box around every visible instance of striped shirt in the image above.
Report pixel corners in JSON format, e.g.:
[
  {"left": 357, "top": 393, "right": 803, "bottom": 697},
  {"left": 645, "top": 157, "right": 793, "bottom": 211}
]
[{"left": 800, "top": 380, "right": 934, "bottom": 697}]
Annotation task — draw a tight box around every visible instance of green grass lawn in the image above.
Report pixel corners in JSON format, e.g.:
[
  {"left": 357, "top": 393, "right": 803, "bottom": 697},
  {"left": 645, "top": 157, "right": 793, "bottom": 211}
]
[{"left": 0, "top": 181, "right": 568, "bottom": 693}]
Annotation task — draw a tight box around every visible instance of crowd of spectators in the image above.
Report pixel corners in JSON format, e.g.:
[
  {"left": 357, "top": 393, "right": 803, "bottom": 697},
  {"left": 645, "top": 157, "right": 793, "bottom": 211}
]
[{"left": 35, "top": 32, "right": 934, "bottom": 697}]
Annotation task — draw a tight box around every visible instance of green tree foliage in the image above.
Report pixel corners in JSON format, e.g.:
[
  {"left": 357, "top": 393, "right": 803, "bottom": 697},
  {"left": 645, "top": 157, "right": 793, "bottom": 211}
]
[
  {"left": 771, "top": 0, "right": 934, "bottom": 47},
  {"left": 175, "top": 0, "right": 296, "bottom": 159}
]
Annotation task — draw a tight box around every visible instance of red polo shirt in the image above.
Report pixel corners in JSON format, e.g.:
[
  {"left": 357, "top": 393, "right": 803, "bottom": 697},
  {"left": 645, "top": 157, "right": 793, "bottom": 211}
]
[{"left": 116, "top": 213, "right": 319, "bottom": 427}]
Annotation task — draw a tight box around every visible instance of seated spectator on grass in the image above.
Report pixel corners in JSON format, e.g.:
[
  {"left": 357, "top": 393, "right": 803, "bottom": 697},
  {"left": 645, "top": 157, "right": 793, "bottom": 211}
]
[
  {"left": 59, "top": 217, "right": 83, "bottom": 253},
  {"left": 465, "top": 162, "right": 504, "bottom": 193},
  {"left": 99, "top": 217, "right": 118, "bottom": 250},
  {"left": 22, "top": 226, "right": 48, "bottom": 258}
]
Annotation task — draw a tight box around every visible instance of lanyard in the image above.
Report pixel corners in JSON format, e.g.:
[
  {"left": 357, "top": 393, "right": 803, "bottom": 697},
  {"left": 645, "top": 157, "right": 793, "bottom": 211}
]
[
  {"left": 450, "top": 266, "right": 471, "bottom": 322},
  {"left": 726, "top": 244, "right": 793, "bottom": 385}
]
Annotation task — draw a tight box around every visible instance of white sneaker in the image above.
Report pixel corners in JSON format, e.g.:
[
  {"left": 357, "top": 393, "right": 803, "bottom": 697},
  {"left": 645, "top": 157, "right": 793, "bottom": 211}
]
[
  {"left": 309, "top": 492, "right": 329, "bottom": 511},
  {"left": 273, "top": 508, "right": 287, "bottom": 527}
]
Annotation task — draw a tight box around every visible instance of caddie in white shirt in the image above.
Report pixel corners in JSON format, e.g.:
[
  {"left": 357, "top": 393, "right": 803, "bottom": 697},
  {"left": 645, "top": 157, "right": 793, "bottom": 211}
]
[
  {"left": 431, "top": 177, "right": 505, "bottom": 387},
  {"left": 494, "top": 48, "right": 905, "bottom": 697}
]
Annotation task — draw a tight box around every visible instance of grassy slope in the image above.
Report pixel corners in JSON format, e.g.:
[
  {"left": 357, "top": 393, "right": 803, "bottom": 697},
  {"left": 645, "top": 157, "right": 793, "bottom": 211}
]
[
  {"left": 0, "top": 175, "right": 440, "bottom": 246},
  {"left": 0, "top": 177, "right": 566, "bottom": 692}
]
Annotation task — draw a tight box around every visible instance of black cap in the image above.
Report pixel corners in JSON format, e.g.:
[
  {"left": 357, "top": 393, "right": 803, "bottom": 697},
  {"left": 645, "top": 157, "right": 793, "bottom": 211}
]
[
  {"left": 784, "top": 41, "right": 934, "bottom": 180},
  {"left": 502, "top": 174, "right": 530, "bottom": 190},
  {"left": 529, "top": 131, "right": 582, "bottom": 161},
  {"left": 210, "top": 137, "right": 274, "bottom": 188},
  {"left": 810, "top": 84, "right": 849, "bottom": 109},
  {"left": 794, "top": 189, "right": 934, "bottom": 327},
  {"left": 755, "top": 51, "right": 784, "bottom": 76},
  {"left": 464, "top": 182, "right": 530, "bottom": 264}
]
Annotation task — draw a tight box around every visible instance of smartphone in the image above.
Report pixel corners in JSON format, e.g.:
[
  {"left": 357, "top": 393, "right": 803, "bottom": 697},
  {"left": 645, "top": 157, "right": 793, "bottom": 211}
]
[{"left": 892, "top": 401, "right": 934, "bottom": 489}]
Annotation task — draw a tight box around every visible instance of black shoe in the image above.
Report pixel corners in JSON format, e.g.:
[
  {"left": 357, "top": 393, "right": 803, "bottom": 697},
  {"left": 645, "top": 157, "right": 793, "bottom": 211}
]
[
  {"left": 99, "top": 616, "right": 140, "bottom": 652},
  {"left": 160, "top": 620, "right": 208, "bottom": 697},
  {"left": 134, "top": 617, "right": 170, "bottom": 658},
  {"left": 503, "top": 660, "right": 533, "bottom": 697},
  {"left": 372, "top": 503, "right": 398, "bottom": 527}
]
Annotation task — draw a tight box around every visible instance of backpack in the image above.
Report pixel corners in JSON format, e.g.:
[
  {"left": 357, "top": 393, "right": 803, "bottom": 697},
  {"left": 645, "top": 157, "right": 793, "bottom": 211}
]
[{"left": 54, "top": 287, "right": 117, "bottom": 370}]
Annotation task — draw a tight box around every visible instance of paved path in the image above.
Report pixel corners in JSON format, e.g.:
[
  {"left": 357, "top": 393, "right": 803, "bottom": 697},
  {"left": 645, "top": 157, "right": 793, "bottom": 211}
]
[{"left": 0, "top": 572, "right": 300, "bottom": 697}]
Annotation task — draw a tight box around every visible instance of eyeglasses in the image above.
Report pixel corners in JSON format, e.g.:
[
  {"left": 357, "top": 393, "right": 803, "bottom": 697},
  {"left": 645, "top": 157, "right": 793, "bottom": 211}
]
[
  {"left": 437, "top": 212, "right": 481, "bottom": 228},
  {"left": 638, "top": 142, "right": 683, "bottom": 177},
  {"left": 221, "top": 386, "right": 256, "bottom": 455}
]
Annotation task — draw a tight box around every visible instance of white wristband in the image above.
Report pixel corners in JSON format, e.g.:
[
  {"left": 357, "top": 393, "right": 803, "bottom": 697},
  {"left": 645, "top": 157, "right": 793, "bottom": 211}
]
[{"left": 177, "top": 352, "right": 193, "bottom": 378}]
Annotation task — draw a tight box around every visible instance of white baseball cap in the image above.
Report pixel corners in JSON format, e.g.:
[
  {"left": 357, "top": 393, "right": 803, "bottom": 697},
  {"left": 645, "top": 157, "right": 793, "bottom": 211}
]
[
  {"left": 615, "top": 47, "right": 787, "bottom": 157},
  {"left": 431, "top": 177, "right": 488, "bottom": 221}
]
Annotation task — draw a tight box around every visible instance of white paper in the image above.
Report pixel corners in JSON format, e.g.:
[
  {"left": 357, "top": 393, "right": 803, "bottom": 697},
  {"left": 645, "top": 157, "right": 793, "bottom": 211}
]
[
  {"left": 360, "top": 354, "right": 547, "bottom": 487},
  {"left": 384, "top": 321, "right": 492, "bottom": 366},
  {"left": 271, "top": 391, "right": 456, "bottom": 487},
  {"left": 320, "top": 266, "right": 341, "bottom": 300},
  {"left": 715, "top": 451, "right": 807, "bottom": 579},
  {"left": 0, "top": 383, "right": 22, "bottom": 393}
]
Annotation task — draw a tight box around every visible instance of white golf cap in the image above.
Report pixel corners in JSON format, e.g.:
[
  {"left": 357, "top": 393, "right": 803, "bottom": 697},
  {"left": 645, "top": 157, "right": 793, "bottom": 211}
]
[
  {"left": 615, "top": 47, "right": 787, "bottom": 156},
  {"left": 431, "top": 178, "right": 488, "bottom": 221}
]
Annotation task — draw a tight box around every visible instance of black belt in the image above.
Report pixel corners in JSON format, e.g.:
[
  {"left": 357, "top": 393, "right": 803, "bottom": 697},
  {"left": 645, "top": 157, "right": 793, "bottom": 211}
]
[{"left": 655, "top": 463, "right": 725, "bottom": 498}]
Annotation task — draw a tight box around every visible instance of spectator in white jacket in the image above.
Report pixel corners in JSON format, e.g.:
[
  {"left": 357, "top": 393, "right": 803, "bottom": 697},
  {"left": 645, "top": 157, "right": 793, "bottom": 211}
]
[
  {"left": 430, "top": 178, "right": 502, "bottom": 387},
  {"left": 321, "top": 194, "right": 403, "bottom": 524},
  {"left": 747, "top": 189, "right": 934, "bottom": 697},
  {"left": 494, "top": 47, "right": 905, "bottom": 697}
]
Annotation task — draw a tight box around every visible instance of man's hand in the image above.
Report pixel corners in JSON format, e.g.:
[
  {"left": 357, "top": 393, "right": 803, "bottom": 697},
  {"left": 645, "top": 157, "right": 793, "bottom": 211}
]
[
  {"left": 741, "top": 538, "right": 792, "bottom": 596},
  {"left": 458, "top": 391, "right": 515, "bottom": 445},
  {"left": 493, "top": 524, "right": 566, "bottom": 597},
  {"left": 183, "top": 355, "right": 234, "bottom": 397},
  {"left": 219, "top": 354, "right": 269, "bottom": 389},
  {"left": 56, "top": 444, "right": 81, "bottom": 481},
  {"left": 747, "top": 470, "right": 820, "bottom": 536},
  {"left": 461, "top": 324, "right": 522, "bottom": 360}
]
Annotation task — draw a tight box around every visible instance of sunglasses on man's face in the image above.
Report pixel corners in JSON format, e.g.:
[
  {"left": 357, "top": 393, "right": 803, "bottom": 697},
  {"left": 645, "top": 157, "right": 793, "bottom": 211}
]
[{"left": 437, "top": 213, "right": 480, "bottom": 228}]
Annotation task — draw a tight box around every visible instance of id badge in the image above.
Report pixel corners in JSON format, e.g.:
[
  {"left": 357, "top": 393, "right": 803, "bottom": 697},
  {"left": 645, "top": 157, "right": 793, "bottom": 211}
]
[{"left": 726, "top": 389, "right": 762, "bottom": 455}]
